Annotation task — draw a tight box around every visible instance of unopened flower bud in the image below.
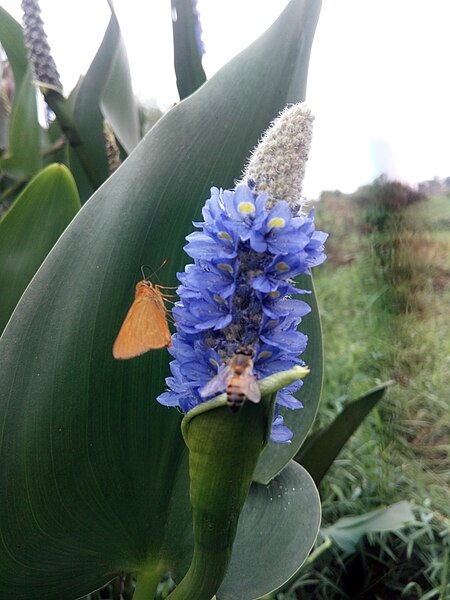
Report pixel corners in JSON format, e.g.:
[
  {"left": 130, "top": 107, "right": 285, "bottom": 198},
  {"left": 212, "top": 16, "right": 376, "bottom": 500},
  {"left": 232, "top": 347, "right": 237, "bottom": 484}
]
[{"left": 240, "top": 103, "right": 314, "bottom": 211}]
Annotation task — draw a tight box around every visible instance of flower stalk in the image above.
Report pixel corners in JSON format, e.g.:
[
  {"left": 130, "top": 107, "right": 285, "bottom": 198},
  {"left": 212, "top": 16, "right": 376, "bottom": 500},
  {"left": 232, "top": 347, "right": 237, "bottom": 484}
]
[
  {"left": 168, "top": 366, "right": 308, "bottom": 600},
  {"left": 168, "top": 400, "right": 267, "bottom": 600},
  {"left": 134, "top": 567, "right": 167, "bottom": 600},
  {"left": 162, "top": 103, "right": 327, "bottom": 598}
]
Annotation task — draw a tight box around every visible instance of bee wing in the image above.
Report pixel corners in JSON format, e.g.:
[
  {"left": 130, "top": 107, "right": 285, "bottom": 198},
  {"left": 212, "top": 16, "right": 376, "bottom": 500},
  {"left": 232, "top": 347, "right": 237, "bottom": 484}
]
[
  {"left": 242, "top": 373, "right": 261, "bottom": 404},
  {"left": 113, "top": 286, "right": 171, "bottom": 359},
  {"left": 199, "top": 366, "right": 232, "bottom": 399}
]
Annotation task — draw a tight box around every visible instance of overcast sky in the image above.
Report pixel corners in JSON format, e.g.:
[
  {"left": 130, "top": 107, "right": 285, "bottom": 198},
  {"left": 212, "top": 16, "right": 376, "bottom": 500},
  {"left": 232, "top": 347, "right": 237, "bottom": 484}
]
[{"left": 2, "top": 0, "right": 450, "bottom": 197}]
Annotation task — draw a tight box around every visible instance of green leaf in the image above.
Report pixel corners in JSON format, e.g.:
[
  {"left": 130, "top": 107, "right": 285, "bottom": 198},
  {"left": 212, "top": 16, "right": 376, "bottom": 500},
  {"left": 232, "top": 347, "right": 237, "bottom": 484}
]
[
  {"left": 0, "top": 163, "right": 80, "bottom": 333},
  {"left": 321, "top": 501, "right": 415, "bottom": 553},
  {"left": 72, "top": 24, "right": 114, "bottom": 186},
  {"left": 55, "top": 79, "right": 97, "bottom": 204},
  {"left": 171, "top": 0, "right": 207, "bottom": 99},
  {"left": 0, "top": 8, "right": 42, "bottom": 179},
  {"left": 253, "top": 277, "right": 323, "bottom": 484},
  {"left": 39, "top": 81, "right": 95, "bottom": 205},
  {"left": 218, "top": 462, "right": 321, "bottom": 600},
  {"left": 0, "top": 6, "right": 29, "bottom": 88},
  {"left": 63, "top": 78, "right": 96, "bottom": 204},
  {"left": 0, "top": 1, "right": 322, "bottom": 597},
  {"left": 0, "top": 64, "right": 42, "bottom": 179},
  {"left": 162, "top": 461, "right": 321, "bottom": 600},
  {"left": 296, "top": 381, "right": 394, "bottom": 485},
  {"left": 100, "top": 15, "right": 140, "bottom": 154},
  {"left": 72, "top": 8, "right": 139, "bottom": 188}
]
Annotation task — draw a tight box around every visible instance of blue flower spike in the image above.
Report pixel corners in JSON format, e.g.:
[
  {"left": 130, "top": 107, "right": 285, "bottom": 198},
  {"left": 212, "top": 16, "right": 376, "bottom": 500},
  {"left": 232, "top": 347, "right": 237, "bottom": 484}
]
[
  {"left": 162, "top": 104, "right": 327, "bottom": 600},
  {"left": 159, "top": 103, "right": 327, "bottom": 444}
]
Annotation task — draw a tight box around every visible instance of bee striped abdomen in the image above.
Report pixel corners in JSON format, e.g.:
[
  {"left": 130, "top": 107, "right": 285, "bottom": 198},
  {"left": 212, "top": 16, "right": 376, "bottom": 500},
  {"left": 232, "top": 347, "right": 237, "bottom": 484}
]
[{"left": 226, "top": 380, "right": 246, "bottom": 412}]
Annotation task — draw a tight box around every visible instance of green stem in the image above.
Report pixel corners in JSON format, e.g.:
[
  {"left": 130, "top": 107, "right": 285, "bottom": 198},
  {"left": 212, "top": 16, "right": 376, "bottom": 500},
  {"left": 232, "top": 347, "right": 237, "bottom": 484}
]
[
  {"left": 167, "top": 366, "right": 310, "bottom": 600},
  {"left": 44, "top": 89, "right": 103, "bottom": 188},
  {"left": 133, "top": 567, "right": 165, "bottom": 600},
  {"left": 42, "top": 136, "right": 67, "bottom": 158},
  {"left": 166, "top": 546, "right": 229, "bottom": 600},
  {"left": 0, "top": 180, "right": 23, "bottom": 202},
  {"left": 168, "top": 400, "right": 269, "bottom": 600},
  {"left": 304, "top": 536, "right": 333, "bottom": 565}
]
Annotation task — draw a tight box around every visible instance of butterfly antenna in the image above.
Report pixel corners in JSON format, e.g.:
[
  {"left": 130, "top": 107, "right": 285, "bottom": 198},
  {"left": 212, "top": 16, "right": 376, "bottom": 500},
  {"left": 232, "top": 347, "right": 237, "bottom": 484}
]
[
  {"left": 140, "top": 265, "right": 151, "bottom": 281},
  {"left": 140, "top": 258, "right": 169, "bottom": 283}
]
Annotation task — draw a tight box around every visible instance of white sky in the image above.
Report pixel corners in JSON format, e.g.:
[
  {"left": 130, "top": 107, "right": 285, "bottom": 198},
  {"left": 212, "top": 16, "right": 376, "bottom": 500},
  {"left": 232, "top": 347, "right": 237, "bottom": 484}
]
[{"left": 2, "top": 0, "right": 450, "bottom": 197}]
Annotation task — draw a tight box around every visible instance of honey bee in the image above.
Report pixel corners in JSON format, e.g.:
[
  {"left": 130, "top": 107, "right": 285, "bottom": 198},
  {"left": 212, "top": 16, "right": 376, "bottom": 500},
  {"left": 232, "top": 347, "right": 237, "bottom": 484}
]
[{"left": 200, "top": 347, "right": 261, "bottom": 412}]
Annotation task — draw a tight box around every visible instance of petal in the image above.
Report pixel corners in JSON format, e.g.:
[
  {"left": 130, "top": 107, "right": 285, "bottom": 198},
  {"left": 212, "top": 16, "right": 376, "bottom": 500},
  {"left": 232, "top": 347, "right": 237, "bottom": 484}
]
[{"left": 270, "top": 415, "right": 293, "bottom": 443}]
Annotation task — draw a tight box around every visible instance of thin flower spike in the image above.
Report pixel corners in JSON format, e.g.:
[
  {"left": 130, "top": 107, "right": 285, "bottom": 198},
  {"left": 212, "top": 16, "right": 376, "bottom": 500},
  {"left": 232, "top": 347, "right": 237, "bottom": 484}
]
[
  {"left": 158, "top": 103, "right": 327, "bottom": 443},
  {"left": 22, "top": 0, "right": 63, "bottom": 92}
]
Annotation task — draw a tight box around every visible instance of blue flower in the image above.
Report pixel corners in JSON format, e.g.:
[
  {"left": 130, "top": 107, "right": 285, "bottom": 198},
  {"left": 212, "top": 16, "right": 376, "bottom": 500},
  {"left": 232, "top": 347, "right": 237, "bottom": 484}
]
[{"left": 158, "top": 182, "right": 327, "bottom": 442}]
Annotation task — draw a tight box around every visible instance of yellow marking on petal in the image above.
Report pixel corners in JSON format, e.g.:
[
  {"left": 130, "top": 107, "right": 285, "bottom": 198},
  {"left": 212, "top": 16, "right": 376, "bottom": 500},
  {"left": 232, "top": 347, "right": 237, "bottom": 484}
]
[
  {"left": 268, "top": 290, "right": 281, "bottom": 298},
  {"left": 266, "top": 319, "right": 278, "bottom": 328},
  {"left": 268, "top": 217, "right": 286, "bottom": 228},
  {"left": 214, "top": 294, "right": 225, "bottom": 303},
  {"left": 276, "top": 262, "right": 289, "bottom": 272},
  {"left": 209, "top": 358, "right": 220, "bottom": 369},
  {"left": 218, "top": 231, "right": 232, "bottom": 241},
  {"left": 218, "top": 263, "right": 233, "bottom": 273},
  {"left": 258, "top": 350, "right": 272, "bottom": 359},
  {"left": 238, "top": 201, "right": 256, "bottom": 214}
]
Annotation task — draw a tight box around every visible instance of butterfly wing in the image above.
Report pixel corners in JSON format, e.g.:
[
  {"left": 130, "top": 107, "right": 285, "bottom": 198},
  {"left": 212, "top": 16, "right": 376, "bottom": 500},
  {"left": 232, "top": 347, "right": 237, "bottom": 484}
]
[{"left": 113, "top": 283, "right": 171, "bottom": 359}]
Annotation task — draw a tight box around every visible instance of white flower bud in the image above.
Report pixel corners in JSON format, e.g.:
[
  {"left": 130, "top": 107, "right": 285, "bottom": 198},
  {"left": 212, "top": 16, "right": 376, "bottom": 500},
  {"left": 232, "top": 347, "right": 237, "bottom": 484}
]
[{"left": 240, "top": 103, "right": 314, "bottom": 210}]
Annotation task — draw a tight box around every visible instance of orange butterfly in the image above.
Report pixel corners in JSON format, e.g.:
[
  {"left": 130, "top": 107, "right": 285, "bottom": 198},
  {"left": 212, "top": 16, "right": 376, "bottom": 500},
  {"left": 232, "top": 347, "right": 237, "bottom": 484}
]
[{"left": 113, "top": 278, "right": 173, "bottom": 359}]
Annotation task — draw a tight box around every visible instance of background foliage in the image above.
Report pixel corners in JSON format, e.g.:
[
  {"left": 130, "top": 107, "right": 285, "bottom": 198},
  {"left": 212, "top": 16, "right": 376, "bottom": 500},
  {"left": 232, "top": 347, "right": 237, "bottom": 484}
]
[{"left": 287, "top": 182, "right": 450, "bottom": 600}]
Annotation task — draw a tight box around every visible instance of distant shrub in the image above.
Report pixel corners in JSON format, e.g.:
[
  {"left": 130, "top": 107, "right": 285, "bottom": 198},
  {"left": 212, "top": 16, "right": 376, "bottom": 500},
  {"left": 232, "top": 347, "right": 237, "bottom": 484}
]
[
  {"left": 353, "top": 176, "right": 425, "bottom": 233},
  {"left": 355, "top": 175, "right": 425, "bottom": 210}
]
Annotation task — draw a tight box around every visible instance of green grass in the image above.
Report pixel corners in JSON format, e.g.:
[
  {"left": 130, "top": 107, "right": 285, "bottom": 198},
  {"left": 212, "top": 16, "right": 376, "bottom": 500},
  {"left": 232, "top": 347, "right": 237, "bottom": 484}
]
[{"left": 287, "top": 190, "right": 450, "bottom": 599}]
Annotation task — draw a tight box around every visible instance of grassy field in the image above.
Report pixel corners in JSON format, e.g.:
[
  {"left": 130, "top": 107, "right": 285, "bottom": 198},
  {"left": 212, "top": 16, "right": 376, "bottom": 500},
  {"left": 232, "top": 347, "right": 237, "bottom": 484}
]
[{"left": 288, "top": 188, "right": 450, "bottom": 599}]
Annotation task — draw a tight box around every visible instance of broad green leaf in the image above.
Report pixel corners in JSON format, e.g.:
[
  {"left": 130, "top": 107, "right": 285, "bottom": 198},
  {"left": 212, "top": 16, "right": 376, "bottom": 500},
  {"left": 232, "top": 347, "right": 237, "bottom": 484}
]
[
  {"left": 67, "top": 143, "right": 96, "bottom": 204},
  {"left": 218, "top": 462, "right": 321, "bottom": 600},
  {"left": 73, "top": 8, "right": 139, "bottom": 189},
  {"left": 296, "top": 381, "right": 394, "bottom": 485},
  {"left": 100, "top": 16, "right": 140, "bottom": 154},
  {"left": 253, "top": 277, "right": 323, "bottom": 484},
  {"left": 0, "top": 6, "right": 29, "bottom": 88},
  {"left": 0, "top": 163, "right": 80, "bottom": 333},
  {"left": 72, "top": 19, "right": 114, "bottom": 187},
  {"left": 321, "top": 501, "right": 415, "bottom": 553},
  {"left": 62, "top": 78, "right": 96, "bottom": 204},
  {"left": 0, "top": 1, "right": 322, "bottom": 597},
  {"left": 162, "top": 461, "right": 321, "bottom": 600},
  {"left": 171, "top": 0, "right": 207, "bottom": 99}
]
